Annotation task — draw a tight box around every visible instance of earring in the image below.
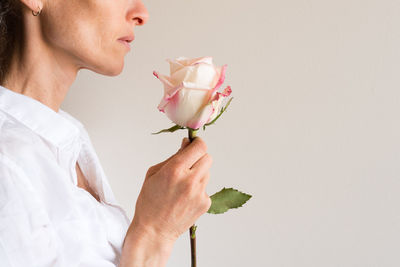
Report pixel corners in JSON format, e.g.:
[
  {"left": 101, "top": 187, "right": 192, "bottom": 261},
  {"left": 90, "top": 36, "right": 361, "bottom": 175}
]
[{"left": 32, "top": 6, "right": 42, "bottom": 16}]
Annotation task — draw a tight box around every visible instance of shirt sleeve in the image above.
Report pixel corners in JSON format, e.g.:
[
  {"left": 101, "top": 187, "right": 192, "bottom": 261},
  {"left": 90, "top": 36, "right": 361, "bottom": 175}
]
[{"left": 0, "top": 153, "right": 66, "bottom": 267}]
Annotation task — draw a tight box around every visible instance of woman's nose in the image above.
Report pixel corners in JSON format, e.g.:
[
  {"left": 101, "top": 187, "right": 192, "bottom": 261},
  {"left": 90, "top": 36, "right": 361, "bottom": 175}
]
[{"left": 128, "top": 0, "right": 149, "bottom": 26}]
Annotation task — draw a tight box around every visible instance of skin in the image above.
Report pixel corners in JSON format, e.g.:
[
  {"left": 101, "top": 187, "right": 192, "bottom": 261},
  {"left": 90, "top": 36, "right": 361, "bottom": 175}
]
[{"left": 1, "top": 1, "right": 213, "bottom": 266}]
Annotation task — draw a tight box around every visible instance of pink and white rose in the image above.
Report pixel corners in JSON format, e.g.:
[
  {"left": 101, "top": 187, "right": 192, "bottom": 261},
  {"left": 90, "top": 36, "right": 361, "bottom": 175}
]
[{"left": 153, "top": 56, "right": 232, "bottom": 130}]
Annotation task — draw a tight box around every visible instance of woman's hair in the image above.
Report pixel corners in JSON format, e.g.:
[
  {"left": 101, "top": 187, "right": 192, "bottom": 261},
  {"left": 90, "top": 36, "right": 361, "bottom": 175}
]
[{"left": 0, "top": 0, "right": 23, "bottom": 84}]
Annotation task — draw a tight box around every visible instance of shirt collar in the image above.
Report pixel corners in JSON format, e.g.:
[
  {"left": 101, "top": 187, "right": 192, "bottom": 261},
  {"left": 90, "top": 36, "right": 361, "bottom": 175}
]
[{"left": 0, "top": 85, "right": 82, "bottom": 149}]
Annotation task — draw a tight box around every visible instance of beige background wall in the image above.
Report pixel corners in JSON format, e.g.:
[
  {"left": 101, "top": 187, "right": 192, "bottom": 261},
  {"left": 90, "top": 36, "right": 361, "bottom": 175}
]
[{"left": 62, "top": 0, "right": 400, "bottom": 266}]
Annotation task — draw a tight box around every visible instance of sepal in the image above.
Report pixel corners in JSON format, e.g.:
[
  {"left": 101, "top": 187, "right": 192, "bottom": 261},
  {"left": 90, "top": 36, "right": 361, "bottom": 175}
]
[
  {"left": 151, "top": 124, "right": 185, "bottom": 135},
  {"left": 203, "top": 97, "right": 233, "bottom": 130}
]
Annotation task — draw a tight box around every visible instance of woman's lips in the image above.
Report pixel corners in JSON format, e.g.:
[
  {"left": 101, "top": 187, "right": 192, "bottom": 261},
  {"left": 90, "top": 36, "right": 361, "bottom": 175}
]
[
  {"left": 117, "top": 35, "right": 134, "bottom": 51},
  {"left": 118, "top": 39, "right": 131, "bottom": 51}
]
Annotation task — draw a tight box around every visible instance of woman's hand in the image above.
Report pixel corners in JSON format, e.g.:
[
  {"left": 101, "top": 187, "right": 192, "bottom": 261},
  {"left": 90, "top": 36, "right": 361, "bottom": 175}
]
[
  {"left": 131, "top": 136, "right": 212, "bottom": 242},
  {"left": 119, "top": 137, "right": 212, "bottom": 267}
]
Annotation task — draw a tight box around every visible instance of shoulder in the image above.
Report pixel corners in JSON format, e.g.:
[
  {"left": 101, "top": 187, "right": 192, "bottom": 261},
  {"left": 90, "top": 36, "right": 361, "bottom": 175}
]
[
  {"left": 0, "top": 109, "right": 40, "bottom": 142},
  {"left": 0, "top": 112, "right": 41, "bottom": 196},
  {"left": 58, "top": 108, "right": 92, "bottom": 142},
  {"left": 58, "top": 108, "right": 84, "bottom": 129},
  {"left": 0, "top": 151, "right": 30, "bottom": 184},
  {"left": 0, "top": 152, "right": 35, "bottom": 204},
  {"left": 0, "top": 110, "right": 49, "bottom": 162},
  {"left": 0, "top": 151, "right": 62, "bottom": 267}
]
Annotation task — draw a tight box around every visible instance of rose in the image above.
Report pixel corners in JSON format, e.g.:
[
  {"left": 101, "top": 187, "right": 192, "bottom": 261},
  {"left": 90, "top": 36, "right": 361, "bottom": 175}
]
[
  {"left": 151, "top": 56, "right": 251, "bottom": 267},
  {"left": 153, "top": 56, "right": 232, "bottom": 130}
]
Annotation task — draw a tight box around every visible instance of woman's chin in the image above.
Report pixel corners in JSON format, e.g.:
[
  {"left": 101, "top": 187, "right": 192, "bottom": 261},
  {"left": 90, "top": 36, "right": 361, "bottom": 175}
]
[
  {"left": 106, "top": 64, "right": 124, "bottom": 76},
  {"left": 91, "top": 60, "right": 125, "bottom": 77}
]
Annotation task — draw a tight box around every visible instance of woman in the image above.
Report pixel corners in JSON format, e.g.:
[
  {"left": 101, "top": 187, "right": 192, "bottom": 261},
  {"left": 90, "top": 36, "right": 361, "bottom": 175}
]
[{"left": 0, "top": 0, "right": 213, "bottom": 266}]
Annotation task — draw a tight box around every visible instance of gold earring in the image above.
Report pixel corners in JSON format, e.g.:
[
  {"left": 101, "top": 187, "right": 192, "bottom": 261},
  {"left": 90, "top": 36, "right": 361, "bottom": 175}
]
[{"left": 32, "top": 6, "right": 42, "bottom": 16}]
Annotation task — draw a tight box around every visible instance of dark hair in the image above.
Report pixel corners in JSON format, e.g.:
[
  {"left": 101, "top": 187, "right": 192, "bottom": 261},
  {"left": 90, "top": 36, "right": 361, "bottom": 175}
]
[{"left": 0, "top": 0, "right": 23, "bottom": 84}]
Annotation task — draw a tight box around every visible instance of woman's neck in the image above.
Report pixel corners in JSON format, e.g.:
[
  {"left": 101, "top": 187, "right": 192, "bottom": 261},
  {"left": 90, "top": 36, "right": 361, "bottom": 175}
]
[{"left": 2, "top": 17, "right": 79, "bottom": 113}]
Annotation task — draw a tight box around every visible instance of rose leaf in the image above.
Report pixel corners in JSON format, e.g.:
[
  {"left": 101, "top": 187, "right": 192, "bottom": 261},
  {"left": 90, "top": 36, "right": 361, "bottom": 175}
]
[{"left": 207, "top": 187, "right": 252, "bottom": 214}]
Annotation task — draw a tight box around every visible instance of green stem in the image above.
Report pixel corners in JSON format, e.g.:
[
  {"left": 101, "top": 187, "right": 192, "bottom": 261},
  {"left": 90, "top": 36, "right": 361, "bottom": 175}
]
[
  {"left": 189, "top": 225, "right": 197, "bottom": 267},
  {"left": 189, "top": 128, "right": 197, "bottom": 142},
  {"left": 188, "top": 128, "right": 198, "bottom": 267}
]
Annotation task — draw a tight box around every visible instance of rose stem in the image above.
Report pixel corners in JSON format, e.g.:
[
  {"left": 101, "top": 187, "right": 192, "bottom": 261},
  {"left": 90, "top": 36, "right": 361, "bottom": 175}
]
[
  {"left": 188, "top": 128, "right": 197, "bottom": 142},
  {"left": 188, "top": 128, "right": 198, "bottom": 267}
]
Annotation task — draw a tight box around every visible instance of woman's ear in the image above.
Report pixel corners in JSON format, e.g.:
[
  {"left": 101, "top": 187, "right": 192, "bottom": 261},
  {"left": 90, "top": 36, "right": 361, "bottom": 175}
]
[{"left": 19, "top": 0, "right": 44, "bottom": 14}]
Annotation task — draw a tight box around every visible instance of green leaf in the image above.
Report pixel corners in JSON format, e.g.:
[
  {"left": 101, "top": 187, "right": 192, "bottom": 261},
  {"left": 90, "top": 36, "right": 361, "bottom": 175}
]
[
  {"left": 151, "top": 124, "right": 185, "bottom": 135},
  {"left": 207, "top": 187, "right": 252, "bottom": 214},
  {"left": 203, "top": 97, "right": 233, "bottom": 130}
]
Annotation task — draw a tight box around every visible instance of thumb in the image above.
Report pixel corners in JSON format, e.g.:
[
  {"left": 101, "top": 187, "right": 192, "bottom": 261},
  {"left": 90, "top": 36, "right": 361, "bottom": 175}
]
[
  {"left": 146, "top": 138, "right": 191, "bottom": 178},
  {"left": 180, "top": 137, "right": 190, "bottom": 150}
]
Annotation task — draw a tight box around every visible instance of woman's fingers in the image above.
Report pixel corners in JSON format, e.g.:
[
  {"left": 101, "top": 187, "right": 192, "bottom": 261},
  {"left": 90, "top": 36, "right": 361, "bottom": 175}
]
[
  {"left": 147, "top": 138, "right": 191, "bottom": 177},
  {"left": 190, "top": 153, "right": 213, "bottom": 184},
  {"left": 198, "top": 172, "right": 211, "bottom": 191},
  {"left": 172, "top": 137, "right": 208, "bottom": 170},
  {"left": 136, "top": 137, "right": 213, "bottom": 242},
  {"left": 178, "top": 137, "right": 190, "bottom": 150}
]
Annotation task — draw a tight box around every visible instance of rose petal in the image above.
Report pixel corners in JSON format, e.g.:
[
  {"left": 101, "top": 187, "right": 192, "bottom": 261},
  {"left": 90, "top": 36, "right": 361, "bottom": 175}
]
[
  {"left": 185, "top": 86, "right": 232, "bottom": 129},
  {"left": 157, "top": 80, "right": 210, "bottom": 119},
  {"left": 154, "top": 57, "right": 230, "bottom": 128},
  {"left": 164, "top": 84, "right": 210, "bottom": 126},
  {"left": 169, "top": 65, "right": 193, "bottom": 86},
  {"left": 210, "top": 64, "right": 227, "bottom": 97},
  {"left": 189, "top": 56, "right": 213, "bottom": 66},
  {"left": 207, "top": 86, "right": 232, "bottom": 122},
  {"left": 166, "top": 59, "right": 186, "bottom": 75},
  {"left": 186, "top": 102, "right": 216, "bottom": 130},
  {"left": 153, "top": 71, "right": 175, "bottom": 88},
  {"left": 174, "top": 56, "right": 213, "bottom": 67},
  {"left": 210, "top": 66, "right": 221, "bottom": 89},
  {"left": 154, "top": 71, "right": 185, "bottom": 112},
  {"left": 157, "top": 82, "right": 185, "bottom": 113},
  {"left": 170, "top": 63, "right": 217, "bottom": 89},
  {"left": 210, "top": 85, "right": 232, "bottom": 102}
]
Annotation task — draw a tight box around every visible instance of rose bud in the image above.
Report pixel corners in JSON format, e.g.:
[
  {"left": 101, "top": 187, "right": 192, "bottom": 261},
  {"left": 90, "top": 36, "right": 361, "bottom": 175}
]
[{"left": 153, "top": 56, "right": 232, "bottom": 130}]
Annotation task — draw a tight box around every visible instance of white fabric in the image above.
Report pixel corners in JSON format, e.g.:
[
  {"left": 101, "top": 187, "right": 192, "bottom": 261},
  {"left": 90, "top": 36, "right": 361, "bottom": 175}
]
[{"left": 0, "top": 85, "right": 131, "bottom": 267}]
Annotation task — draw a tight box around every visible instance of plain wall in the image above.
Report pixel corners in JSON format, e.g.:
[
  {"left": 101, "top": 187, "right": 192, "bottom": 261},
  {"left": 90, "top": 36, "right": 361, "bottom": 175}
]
[{"left": 62, "top": 0, "right": 400, "bottom": 266}]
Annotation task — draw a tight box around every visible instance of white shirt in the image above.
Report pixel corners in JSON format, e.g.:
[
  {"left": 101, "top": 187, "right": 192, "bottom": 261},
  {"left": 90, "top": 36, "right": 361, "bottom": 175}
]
[{"left": 0, "top": 85, "right": 130, "bottom": 267}]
